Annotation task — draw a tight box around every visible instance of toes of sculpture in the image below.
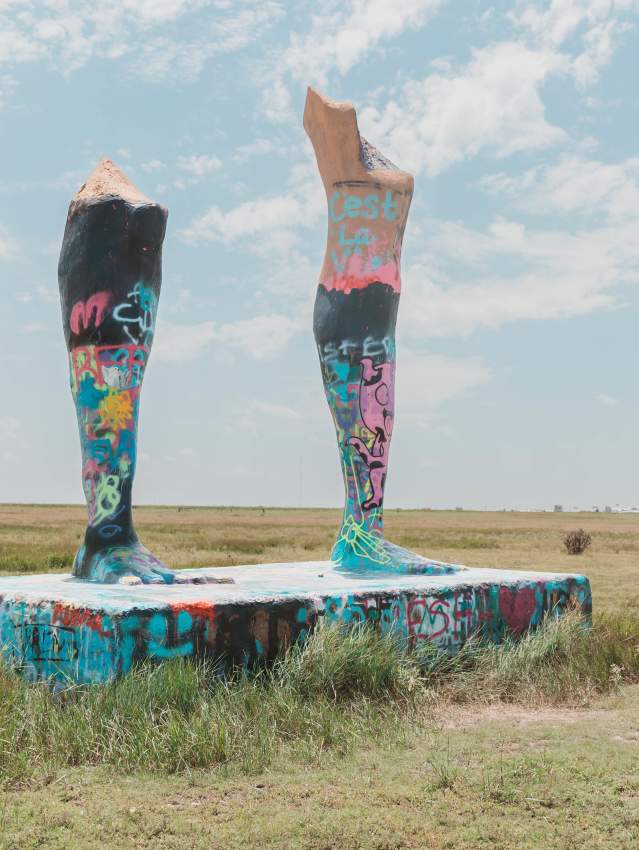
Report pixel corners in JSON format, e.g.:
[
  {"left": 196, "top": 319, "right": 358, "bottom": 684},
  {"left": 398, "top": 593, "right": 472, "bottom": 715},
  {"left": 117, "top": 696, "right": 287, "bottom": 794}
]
[
  {"left": 74, "top": 544, "right": 183, "bottom": 585},
  {"left": 73, "top": 544, "right": 238, "bottom": 586},
  {"left": 331, "top": 526, "right": 464, "bottom": 576}
]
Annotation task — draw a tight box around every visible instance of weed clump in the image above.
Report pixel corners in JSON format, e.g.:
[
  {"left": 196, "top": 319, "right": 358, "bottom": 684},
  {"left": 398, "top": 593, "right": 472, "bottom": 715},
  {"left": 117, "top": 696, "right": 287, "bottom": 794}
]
[{"left": 564, "top": 529, "right": 592, "bottom": 554}]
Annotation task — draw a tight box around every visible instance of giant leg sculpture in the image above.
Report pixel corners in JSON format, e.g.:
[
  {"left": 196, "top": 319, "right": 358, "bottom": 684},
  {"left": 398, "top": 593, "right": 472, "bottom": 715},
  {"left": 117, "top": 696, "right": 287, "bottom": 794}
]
[
  {"left": 59, "top": 158, "right": 188, "bottom": 584},
  {"left": 304, "top": 88, "right": 463, "bottom": 575}
]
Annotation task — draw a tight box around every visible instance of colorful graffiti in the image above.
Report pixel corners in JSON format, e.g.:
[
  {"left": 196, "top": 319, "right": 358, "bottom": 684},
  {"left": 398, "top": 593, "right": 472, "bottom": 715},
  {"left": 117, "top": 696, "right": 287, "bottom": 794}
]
[
  {"left": 0, "top": 569, "right": 592, "bottom": 685},
  {"left": 307, "top": 109, "right": 462, "bottom": 574},
  {"left": 57, "top": 160, "right": 184, "bottom": 585}
]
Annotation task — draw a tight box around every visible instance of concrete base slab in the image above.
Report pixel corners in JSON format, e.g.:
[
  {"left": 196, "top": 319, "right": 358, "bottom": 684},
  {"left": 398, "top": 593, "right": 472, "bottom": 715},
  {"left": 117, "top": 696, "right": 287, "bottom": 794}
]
[{"left": 0, "top": 562, "right": 591, "bottom": 685}]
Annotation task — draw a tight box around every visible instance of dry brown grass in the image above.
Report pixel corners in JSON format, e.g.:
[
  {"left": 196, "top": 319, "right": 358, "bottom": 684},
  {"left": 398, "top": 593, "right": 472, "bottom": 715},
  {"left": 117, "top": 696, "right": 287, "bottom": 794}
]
[{"left": 0, "top": 504, "right": 637, "bottom": 613}]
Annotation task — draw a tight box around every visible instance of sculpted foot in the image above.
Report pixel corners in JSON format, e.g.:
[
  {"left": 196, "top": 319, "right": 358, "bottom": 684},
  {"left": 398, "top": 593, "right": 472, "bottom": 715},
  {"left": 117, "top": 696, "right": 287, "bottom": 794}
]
[
  {"left": 332, "top": 517, "right": 462, "bottom": 575},
  {"left": 74, "top": 543, "right": 233, "bottom": 585},
  {"left": 305, "top": 88, "right": 463, "bottom": 577},
  {"left": 74, "top": 543, "right": 184, "bottom": 585}
]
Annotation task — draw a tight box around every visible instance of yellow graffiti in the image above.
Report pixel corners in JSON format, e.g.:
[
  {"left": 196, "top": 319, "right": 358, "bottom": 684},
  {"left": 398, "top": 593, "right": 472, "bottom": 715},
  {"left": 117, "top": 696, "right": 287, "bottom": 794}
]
[
  {"left": 336, "top": 514, "right": 392, "bottom": 565},
  {"left": 336, "top": 455, "right": 391, "bottom": 565},
  {"left": 98, "top": 389, "right": 133, "bottom": 431}
]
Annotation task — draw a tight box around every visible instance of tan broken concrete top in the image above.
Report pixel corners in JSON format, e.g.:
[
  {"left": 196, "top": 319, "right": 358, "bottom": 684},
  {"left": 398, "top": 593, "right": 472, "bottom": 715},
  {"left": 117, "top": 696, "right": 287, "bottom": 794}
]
[
  {"left": 74, "top": 157, "right": 152, "bottom": 204},
  {"left": 303, "top": 86, "right": 413, "bottom": 192}
]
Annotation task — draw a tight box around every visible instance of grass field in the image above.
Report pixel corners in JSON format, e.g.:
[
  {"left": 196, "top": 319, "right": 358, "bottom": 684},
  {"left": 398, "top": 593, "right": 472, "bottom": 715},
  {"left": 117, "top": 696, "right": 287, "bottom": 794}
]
[
  {"left": 1, "top": 505, "right": 638, "bottom": 850},
  {"left": 1, "top": 503, "right": 637, "bottom": 613}
]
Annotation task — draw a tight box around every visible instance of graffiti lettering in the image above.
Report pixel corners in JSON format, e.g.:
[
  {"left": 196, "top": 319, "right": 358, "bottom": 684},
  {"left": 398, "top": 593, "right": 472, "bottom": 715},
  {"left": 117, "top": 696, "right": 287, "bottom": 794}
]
[
  {"left": 329, "top": 190, "right": 397, "bottom": 223},
  {"left": 112, "top": 283, "right": 156, "bottom": 346},
  {"left": 70, "top": 291, "right": 112, "bottom": 335}
]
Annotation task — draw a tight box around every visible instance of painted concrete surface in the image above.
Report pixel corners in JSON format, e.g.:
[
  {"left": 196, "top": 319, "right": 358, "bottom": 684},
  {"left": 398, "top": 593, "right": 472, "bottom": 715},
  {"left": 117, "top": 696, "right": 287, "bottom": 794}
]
[{"left": 0, "top": 562, "right": 591, "bottom": 685}]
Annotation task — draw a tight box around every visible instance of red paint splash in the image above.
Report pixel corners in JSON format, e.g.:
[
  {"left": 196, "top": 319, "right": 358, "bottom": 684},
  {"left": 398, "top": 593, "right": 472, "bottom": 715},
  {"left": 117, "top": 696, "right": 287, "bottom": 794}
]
[{"left": 498, "top": 586, "right": 537, "bottom": 636}]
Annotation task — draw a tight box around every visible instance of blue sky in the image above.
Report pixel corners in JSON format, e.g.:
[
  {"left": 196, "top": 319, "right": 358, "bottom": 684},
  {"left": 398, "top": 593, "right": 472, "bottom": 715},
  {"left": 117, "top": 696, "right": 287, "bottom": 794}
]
[{"left": 1, "top": 0, "right": 638, "bottom": 510}]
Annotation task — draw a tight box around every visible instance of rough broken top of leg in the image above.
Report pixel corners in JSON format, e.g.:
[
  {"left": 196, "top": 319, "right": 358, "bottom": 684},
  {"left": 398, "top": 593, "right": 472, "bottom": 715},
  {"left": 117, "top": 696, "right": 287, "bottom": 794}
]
[{"left": 74, "top": 156, "right": 153, "bottom": 205}]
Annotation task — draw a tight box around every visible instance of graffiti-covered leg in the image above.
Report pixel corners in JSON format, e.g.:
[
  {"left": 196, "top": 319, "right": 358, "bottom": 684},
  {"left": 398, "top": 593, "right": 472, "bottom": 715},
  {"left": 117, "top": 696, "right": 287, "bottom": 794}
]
[
  {"left": 59, "top": 159, "right": 184, "bottom": 585},
  {"left": 304, "top": 89, "right": 463, "bottom": 576}
]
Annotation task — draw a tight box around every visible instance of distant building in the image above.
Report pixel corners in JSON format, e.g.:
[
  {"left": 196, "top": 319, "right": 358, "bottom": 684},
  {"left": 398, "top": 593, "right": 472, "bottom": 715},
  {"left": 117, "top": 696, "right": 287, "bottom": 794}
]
[
  {"left": 605, "top": 505, "right": 612, "bottom": 513},
  {"left": 554, "top": 505, "right": 563, "bottom": 512}
]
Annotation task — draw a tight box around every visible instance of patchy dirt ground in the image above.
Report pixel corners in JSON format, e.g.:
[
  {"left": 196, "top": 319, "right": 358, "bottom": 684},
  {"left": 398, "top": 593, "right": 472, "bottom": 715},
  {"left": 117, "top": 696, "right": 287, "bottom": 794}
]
[{"left": 1, "top": 688, "right": 639, "bottom": 850}]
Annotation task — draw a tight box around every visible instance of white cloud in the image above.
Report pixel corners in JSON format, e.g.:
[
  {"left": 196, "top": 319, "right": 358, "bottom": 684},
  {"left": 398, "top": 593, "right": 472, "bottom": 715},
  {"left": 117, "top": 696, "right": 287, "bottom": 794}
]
[
  {"left": 513, "top": 0, "right": 639, "bottom": 85},
  {"left": 481, "top": 155, "right": 639, "bottom": 221},
  {"left": 154, "top": 314, "right": 302, "bottom": 363},
  {"left": 359, "top": 41, "right": 566, "bottom": 176},
  {"left": 180, "top": 152, "right": 323, "bottom": 260},
  {"left": 474, "top": 155, "right": 639, "bottom": 341},
  {"left": 121, "top": 0, "right": 207, "bottom": 25},
  {"left": 177, "top": 446, "right": 200, "bottom": 458},
  {"left": 283, "top": 0, "right": 445, "bottom": 85},
  {"left": 35, "top": 285, "right": 58, "bottom": 304},
  {"left": 154, "top": 320, "right": 216, "bottom": 363},
  {"left": 177, "top": 153, "right": 222, "bottom": 176},
  {"left": 216, "top": 313, "right": 302, "bottom": 358},
  {"left": 0, "top": 415, "right": 23, "bottom": 461},
  {"left": 13, "top": 284, "right": 59, "bottom": 303},
  {"left": 141, "top": 153, "right": 221, "bottom": 190},
  {"left": 513, "top": 0, "right": 638, "bottom": 44},
  {"left": 21, "top": 321, "right": 48, "bottom": 333},
  {"left": 594, "top": 392, "right": 619, "bottom": 406},
  {"left": 0, "top": 224, "right": 17, "bottom": 260},
  {"left": 166, "top": 288, "right": 193, "bottom": 314},
  {"left": 0, "top": 1, "right": 285, "bottom": 81},
  {"left": 141, "top": 159, "right": 166, "bottom": 173},
  {"left": 262, "top": 0, "right": 445, "bottom": 121},
  {"left": 0, "top": 72, "right": 16, "bottom": 109},
  {"left": 181, "top": 194, "right": 304, "bottom": 245},
  {"left": 0, "top": 416, "right": 21, "bottom": 441},
  {"left": 397, "top": 350, "right": 493, "bottom": 412},
  {"left": 401, "top": 210, "right": 639, "bottom": 338},
  {"left": 128, "top": 4, "right": 285, "bottom": 82},
  {"left": 179, "top": 154, "right": 324, "bottom": 304},
  {"left": 232, "top": 138, "right": 277, "bottom": 164},
  {"left": 573, "top": 17, "right": 633, "bottom": 86},
  {"left": 252, "top": 400, "right": 303, "bottom": 420}
]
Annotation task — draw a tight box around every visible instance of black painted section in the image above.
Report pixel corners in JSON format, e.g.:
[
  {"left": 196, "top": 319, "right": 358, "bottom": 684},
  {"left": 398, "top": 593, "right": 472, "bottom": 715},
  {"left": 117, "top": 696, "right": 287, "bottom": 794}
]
[
  {"left": 313, "top": 282, "right": 399, "bottom": 347},
  {"left": 58, "top": 197, "right": 167, "bottom": 347}
]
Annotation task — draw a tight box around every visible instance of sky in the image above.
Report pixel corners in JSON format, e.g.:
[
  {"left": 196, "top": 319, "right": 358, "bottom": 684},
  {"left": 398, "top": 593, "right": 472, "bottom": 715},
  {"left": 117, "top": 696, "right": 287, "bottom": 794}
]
[{"left": 1, "top": 0, "right": 639, "bottom": 511}]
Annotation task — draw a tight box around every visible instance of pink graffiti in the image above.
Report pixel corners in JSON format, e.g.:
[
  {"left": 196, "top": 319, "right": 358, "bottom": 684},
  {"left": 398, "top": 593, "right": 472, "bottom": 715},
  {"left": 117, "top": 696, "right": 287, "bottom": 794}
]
[
  {"left": 70, "top": 291, "right": 112, "bottom": 335},
  {"left": 349, "top": 357, "right": 394, "bottom": 509},
  {"left": 321, "top": 256, "right": 401, "bottom": 294}
]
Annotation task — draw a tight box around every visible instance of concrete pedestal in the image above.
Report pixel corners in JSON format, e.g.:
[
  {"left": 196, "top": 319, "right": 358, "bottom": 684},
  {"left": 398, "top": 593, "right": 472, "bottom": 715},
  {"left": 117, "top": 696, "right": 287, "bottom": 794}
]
[{"left": 0, "top": 563, "right": 591, "bottom": 685}]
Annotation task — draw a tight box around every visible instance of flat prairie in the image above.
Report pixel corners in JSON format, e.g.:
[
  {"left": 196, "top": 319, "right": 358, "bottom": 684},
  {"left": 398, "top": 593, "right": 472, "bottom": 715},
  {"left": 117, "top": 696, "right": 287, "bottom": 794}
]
[
  {"left": 0, "top": 504, "right": 636, "bottom": 611},
  {"left": 1, "top": 506, "right": 638, "bottom": 850}
]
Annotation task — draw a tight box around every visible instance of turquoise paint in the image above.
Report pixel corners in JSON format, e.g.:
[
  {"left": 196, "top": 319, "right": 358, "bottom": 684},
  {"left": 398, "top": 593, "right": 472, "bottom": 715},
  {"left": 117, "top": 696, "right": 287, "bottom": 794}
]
[{"left": 0, "top": 564, "right": 591, "bottom": 686}]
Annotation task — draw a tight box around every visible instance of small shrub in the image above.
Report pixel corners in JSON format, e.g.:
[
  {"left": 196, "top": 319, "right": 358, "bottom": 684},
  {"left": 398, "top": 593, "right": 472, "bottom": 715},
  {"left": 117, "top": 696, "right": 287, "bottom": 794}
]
[{"left": 564, "top": 529, "right": 592, "bottom": 555}]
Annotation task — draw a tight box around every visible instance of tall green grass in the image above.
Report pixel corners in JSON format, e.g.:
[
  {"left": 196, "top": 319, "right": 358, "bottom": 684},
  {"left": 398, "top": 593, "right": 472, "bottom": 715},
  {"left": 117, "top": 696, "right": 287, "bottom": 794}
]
[
  {"left": 425, "top": 611, "right": 639, "bottom": 705},
  {"left": 1, "top": 613, "right": 637, "bottom": 786}
]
